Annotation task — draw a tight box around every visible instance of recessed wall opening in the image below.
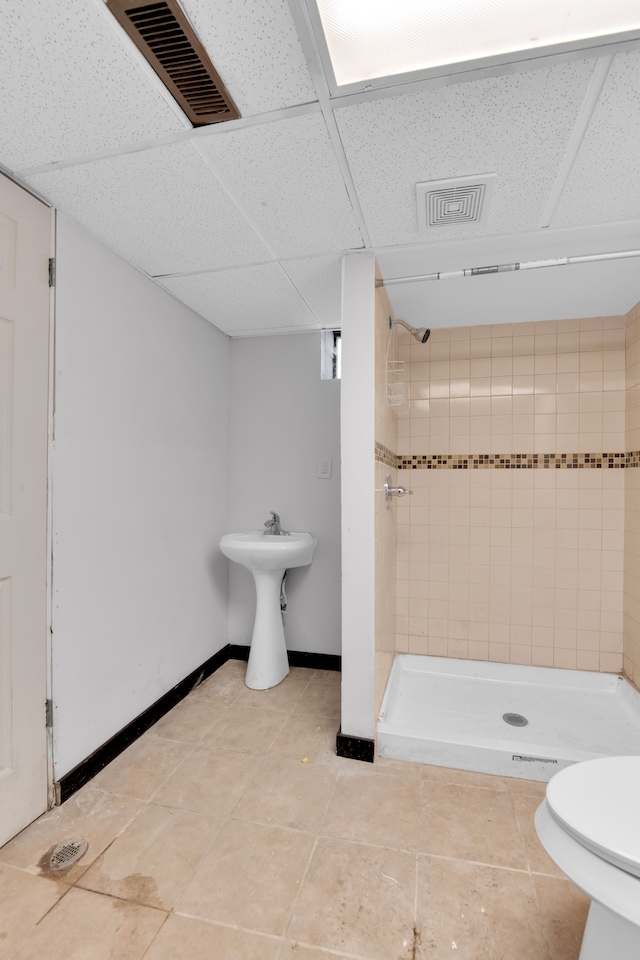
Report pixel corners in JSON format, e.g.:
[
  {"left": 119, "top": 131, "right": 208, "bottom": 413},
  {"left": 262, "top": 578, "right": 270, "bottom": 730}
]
[{"left": 321, "top": 329, "right": 342, "bottom": 380}]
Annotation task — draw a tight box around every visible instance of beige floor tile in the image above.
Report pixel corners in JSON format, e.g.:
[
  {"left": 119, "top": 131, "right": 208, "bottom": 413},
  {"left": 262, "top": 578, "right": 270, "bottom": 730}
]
[
  {"left": 420, "top": 782, "right": 528, "bottom": 869},
  {"left": 294, "top": 679, "right": 341, "bottom": 719},
  {"left": 371, "top": 755, "right": 423, "bottom": 779},
  {"left": 191, "top": 661, "right": 247, "bottom": 706},
  {"left": 234, "top": 671, "right": 311, "bottom": 713},
  {"left": 0, "top": 786, "right": 142, "bottom": 883},
  {"left": 511, "top": 793, "right": 564, "bottom": 877},
  {"left": 287, "top": 667, "right": 319, "bottom": 679},
  {"left": 278, "top": 941, "right": 374, "bottom": 960},
  {"left": 152, "top": 745, "right": 263, "bottom": 816},
  {"left": 232, "top": 757, "right": 338, "bottom": 831},
  {"left": 310, "top": 669, "right": 342, "bottom": 683},
  {"left": 0, "top": 862, "right": 64, "bottom": 938},
  {"left": 324, "top": 770, "right": 421, "bottom": 852},
  {"left": 77, "top": 803, "right": 222, "bottom": 910},
  {"left": 416, "top": 856, "right": 551, "bottom": 960},
  {"left": 287, "top": 837, "right": 417, "bottom": 960},
  {"left": 90, "top": 735, "right": 193, "bottom": 801},
  {"left": 0, "top": 661, "right": 581, "bottom": 960},
  {"left": 534, "top": 874, "right": 589, "bottom": 960},
  {"left": 5, "top": 886, "right": 165, "bottom": 960},
  {"left": 284, "top": 667, "right": 336, "bottom": 682},
  {"left": 267, "top": 714, "right": 344, "bottom": 767},
  {"left": 145, "top": 914, "right": 281, "bottom": 959},
  {"left": 200, "top": 702, "right": 288, "bottom": 754},
  {"left": 177, "top": 818, "right": 315, "bottom": 936},
  {"left": 147, "top": 696, "right": 220, "bottom": 743},
  {"left": 420, "top": 763, "right": 509, "bottom": 790},
  {"left": 506, "top": 776, "right": 549, "bottom": 798}
]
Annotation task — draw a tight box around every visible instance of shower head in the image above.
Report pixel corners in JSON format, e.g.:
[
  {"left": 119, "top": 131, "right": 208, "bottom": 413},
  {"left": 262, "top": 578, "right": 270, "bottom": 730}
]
[{"left": 394, "top": 318, "right": 431, "bottom": 344}]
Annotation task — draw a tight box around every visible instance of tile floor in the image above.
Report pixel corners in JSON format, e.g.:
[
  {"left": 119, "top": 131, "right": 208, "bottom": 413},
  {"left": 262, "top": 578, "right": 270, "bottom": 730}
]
[{"left": 0, "top": 660, "right": 590, "bottom": 959}]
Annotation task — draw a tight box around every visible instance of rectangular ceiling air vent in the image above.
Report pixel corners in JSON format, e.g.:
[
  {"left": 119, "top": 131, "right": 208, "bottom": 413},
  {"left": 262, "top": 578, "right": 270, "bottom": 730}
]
[
  {"left": 416, "top": 174, "right": 496, "bottom": 233},
  {"left": 107, "top": 0, "right": 240, "bottom": 126}
]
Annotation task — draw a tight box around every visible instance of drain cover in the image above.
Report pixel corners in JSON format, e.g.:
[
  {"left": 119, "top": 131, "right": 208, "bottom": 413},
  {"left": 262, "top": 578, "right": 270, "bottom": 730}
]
[
  {"left": 503, "top": 712, "right": 529, "bottom": 727},
  {"left": 48, "top": 837, "right": 88, "bottom": 870}
]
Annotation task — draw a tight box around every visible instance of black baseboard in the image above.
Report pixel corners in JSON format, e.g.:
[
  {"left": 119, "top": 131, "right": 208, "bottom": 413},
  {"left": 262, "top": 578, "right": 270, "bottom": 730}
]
[
  {"left": 228, "top": 643, "right": 250, "bottom": 661},
  {"left": 336, "top": 727, "right": 375, "bottom": 763},
  {"left": 55, "top": 644, "right": 232, "bottom": 804},
  {"left": 55, "top": 643, "right": 342, "bottom": 804},
  {"left": 229, "top": 645, "right": 341, "bottom": 672}
]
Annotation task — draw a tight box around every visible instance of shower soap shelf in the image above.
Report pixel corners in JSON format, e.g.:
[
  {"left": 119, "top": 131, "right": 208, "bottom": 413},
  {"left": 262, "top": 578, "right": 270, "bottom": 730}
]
[{"left": 386, "top": 360, "right": 409, "bottom": 407}]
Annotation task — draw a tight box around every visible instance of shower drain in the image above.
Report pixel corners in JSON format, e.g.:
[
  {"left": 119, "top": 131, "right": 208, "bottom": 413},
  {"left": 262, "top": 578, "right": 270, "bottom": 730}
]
[
  {"left": 503, "top": 712, "right": 529, "bottom": 727},
  {"left": 48, "top": 837, "right": 88, "bottom": 870}
]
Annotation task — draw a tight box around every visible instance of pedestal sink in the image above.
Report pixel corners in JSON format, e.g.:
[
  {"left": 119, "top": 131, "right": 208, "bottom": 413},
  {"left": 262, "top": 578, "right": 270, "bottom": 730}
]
[{"left": 220, "top": 531, "right": 316, "bottom": 689}]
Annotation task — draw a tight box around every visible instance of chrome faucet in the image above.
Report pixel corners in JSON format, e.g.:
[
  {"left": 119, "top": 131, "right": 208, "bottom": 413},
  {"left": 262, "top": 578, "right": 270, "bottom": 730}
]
[{"left": 263, "top": 511, "right": 289, "bottom": 536}]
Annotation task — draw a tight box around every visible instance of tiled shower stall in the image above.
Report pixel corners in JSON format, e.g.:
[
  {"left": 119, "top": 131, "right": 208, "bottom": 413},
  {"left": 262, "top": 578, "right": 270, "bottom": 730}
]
[{"left": 374, "top": 293, "right": 640, "bottom": 718}]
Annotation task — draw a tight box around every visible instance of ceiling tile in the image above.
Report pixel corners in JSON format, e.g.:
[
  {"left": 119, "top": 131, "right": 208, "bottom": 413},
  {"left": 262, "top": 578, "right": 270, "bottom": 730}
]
[
  {"left": 0, "top": 0, "right": 185, "bottom": 171},
  {"left": 181, "top": 0, "right": 317, "bottom": 115},
  {"left": 199, "top": 113, "right": 364, "bottom": 257},
  {"left": 25, "top": 141, "right": 270, "bottom": 276},
  {"left": 159, "top": 263, "right": 319, "bottom": 336},
  {"left": 284, "top": 254, "right": 343, "bottom": 327},
  {"left": 334, "top": 60, "right": 595, "bottom": 246},
  {"left": 552, "top": 51, "right": 640, "bottom": 228}
]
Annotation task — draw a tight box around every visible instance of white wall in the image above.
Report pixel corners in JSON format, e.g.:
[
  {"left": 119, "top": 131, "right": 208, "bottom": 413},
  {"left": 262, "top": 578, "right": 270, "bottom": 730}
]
[
  {"left": 227, "top": 333, "right": 341, "bottom": 656},
  {"left": 340, "top": 252, "right": 376, "bottom": 739},
  {"left": 52, "top": 217, "right": 230, "bottom": 778}
]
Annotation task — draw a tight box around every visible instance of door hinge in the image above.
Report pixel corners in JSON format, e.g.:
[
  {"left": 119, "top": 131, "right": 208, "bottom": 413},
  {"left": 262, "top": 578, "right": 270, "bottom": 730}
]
[
  {"left": 45, "top": 699, "right": 53, "bottom": 728},
  {"left": 48, "top": 257, "right": 56, "bottom": 287}
]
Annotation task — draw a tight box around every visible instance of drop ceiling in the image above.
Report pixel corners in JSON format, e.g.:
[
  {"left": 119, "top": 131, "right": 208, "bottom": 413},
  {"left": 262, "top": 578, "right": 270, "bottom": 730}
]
[{"left": 1, "top": 0, "right": 639, "bottom": 337}]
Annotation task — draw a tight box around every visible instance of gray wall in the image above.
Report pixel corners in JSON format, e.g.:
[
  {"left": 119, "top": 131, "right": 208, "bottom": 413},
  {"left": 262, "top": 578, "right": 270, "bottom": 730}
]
[
  {"left": 52, "top": 217, "right": 231, "bottom": 778},
  {"left": 227, "top": 334, "right": 341, "bottom": 656}
]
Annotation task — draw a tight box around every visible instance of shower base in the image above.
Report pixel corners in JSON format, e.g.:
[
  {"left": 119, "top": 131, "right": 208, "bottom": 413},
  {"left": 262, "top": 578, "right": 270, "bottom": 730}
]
[{"left": 377, "top": 655, "right": 640, "bottom": 781}]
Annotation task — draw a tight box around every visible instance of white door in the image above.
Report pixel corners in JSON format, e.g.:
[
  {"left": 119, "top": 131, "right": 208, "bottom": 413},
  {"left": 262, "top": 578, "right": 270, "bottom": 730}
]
[{"left": 0, "top": 173, "right": 51, "bottom": 846}]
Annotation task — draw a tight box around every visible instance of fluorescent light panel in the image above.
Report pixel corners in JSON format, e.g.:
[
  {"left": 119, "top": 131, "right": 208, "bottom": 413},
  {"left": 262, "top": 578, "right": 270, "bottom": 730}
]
[{"left": 315, "top": 0, "right": 640, "bottom": 86}]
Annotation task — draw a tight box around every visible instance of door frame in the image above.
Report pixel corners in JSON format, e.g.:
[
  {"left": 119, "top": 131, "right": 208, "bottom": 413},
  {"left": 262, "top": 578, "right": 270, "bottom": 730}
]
[
  {"left": 0, "top": 168, "right": 55, "bottom": 824},
  {"left": 45, "top": 205, "right": 56, "bottom": 808}
]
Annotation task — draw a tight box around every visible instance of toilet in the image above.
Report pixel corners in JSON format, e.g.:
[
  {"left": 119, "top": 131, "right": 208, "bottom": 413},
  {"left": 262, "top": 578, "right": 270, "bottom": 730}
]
[{"left": 535, "top": 755, "right": 640, "bottom": 960}]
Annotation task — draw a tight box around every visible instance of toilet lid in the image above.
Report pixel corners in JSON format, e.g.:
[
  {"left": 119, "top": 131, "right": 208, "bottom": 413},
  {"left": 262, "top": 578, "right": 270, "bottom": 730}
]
[{"left": 546, "top": 756, "right": 640, "bottom": 879}]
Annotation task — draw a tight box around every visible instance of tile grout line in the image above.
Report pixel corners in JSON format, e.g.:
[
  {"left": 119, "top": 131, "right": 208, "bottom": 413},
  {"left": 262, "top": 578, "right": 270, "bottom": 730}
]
[
  {"left": 172, "top": 912, "right": 377, "bottom": 960},
  {"left": 140, "top": 672, "right": 316, "bottom": 919},
  {"left": 417, "top": 850, "right": 553, "bottom": 877},
  {"left": 280, "top": 751, "right": 344, "bottom": 946},
  {"left": 138, "top": 910, "right": 173, "bottom": 960},
  {"left": 509, "top": 784, "right": 557, "bottom": 960},
  {"left": 64, "top": 667, "right": 284, "bottom": 922},
  {"left": 280, "top": 833, "right": 321, "bottom": 945},
  {"left": 39, "top": 880, "right": 170, "bottom": 920},
  {"left": 219, "top": 683, "right": 314, "bottom": 822},
  {"left": 414, "top": 778, "right": 425, "bottom": 931}
]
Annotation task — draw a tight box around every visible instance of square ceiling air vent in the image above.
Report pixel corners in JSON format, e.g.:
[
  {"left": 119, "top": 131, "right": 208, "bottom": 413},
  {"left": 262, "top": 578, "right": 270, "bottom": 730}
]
[
  {"left": 416, "top": 174, "right": 496, "bottom": 233},
  {"left": 107, "top": 0, "right": 240, "bottom": 126}
]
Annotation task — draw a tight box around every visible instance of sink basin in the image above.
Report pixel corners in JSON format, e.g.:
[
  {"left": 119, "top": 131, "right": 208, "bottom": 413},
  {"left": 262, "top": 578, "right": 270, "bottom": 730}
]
[
  {"left": 220, "top": 531, "right": 316, "bottom": 689},
  {"left": 220, "top": 531, "right": 316, "bottom": 571}
]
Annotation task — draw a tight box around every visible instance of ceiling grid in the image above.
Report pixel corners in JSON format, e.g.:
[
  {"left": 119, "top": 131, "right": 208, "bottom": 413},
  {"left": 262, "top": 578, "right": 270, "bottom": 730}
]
[{"left": 0, "top": 0, "right": 638, "bottom": 335}]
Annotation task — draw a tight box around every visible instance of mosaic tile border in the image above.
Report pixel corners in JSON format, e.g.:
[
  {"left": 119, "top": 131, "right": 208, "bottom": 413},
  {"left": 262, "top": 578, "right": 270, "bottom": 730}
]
[
  {"left": 396, "top": 452, "right": 636, "bottom": 470},
  {"left": 374, "top": 448, "right": 640, "bottom": 469},
  {"left": 375, "top": 441, "right": 397, "bottom": 468}
]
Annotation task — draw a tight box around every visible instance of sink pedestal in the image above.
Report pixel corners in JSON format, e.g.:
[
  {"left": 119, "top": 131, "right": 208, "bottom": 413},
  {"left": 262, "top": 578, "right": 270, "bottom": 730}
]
[
  {"left": 219, "top": 531, "right": 316, "bottom": 691},
  {"left": 246, "top": 569, "right": 289, "bottom": 689}
]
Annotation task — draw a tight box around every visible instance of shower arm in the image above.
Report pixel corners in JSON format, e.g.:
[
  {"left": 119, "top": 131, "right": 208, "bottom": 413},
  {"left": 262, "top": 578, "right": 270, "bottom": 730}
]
[
  {"left": 393, "top": 318, "right": 431, "bottom": 344},
  {"left": 394, "top": 318, "right": 415, "bottom": 334}
]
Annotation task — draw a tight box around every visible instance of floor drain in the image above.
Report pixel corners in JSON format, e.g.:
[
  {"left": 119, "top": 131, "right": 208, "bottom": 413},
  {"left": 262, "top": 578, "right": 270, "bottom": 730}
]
[
  {"left": 48, "top": 837, "right": 88, "bottom": 870},
  {"left": 503, "top": 713, "right": 529, "bottom": 727}
]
